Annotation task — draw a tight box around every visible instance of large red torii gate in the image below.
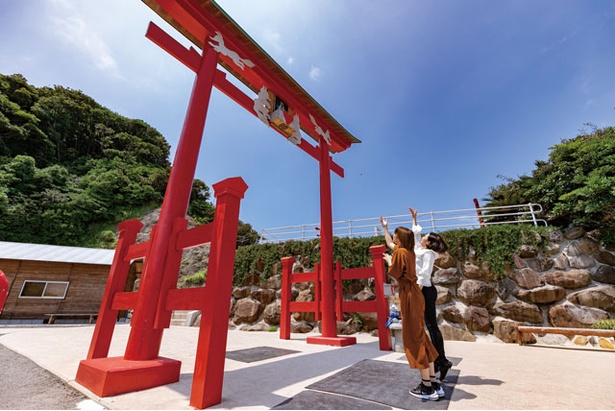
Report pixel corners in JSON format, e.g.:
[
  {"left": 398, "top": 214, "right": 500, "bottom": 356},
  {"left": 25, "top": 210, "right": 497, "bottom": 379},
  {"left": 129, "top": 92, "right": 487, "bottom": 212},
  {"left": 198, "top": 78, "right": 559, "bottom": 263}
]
[{"left": 76, "top": 0, "right": 361, "bottom": 409}]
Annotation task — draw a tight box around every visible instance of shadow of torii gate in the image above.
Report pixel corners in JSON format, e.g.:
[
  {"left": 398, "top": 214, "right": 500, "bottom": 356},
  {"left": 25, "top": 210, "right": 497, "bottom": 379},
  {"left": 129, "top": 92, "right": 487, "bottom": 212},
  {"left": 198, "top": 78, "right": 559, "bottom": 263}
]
[{"left": 76, "top": 0, "right": 366, "bottom": 409}]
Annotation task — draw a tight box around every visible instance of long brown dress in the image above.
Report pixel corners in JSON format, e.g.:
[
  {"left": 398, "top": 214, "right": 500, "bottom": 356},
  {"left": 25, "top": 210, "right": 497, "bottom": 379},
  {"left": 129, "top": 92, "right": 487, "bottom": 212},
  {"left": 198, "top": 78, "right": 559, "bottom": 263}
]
[{"left": 388, "top": 245, "right": 439, "bottom": 369}]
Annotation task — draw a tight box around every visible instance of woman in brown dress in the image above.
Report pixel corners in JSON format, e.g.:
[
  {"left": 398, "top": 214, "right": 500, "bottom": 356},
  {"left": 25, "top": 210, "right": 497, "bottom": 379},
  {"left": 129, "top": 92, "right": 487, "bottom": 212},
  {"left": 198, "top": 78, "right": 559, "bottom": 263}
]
[{"left": 381, "top": 218, "right": 441, "bottom": 401}]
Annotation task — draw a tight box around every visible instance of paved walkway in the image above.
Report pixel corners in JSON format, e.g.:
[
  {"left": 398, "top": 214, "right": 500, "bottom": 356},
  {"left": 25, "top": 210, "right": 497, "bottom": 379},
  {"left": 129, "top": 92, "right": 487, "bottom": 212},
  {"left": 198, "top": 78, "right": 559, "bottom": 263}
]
[{"left": 0, "top": 324, "right": 613, "bottom": 410}]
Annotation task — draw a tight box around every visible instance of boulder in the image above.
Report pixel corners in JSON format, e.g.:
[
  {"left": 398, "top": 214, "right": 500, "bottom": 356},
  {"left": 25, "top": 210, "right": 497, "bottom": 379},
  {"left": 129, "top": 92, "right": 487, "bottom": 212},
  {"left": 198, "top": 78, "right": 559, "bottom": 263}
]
[
  {"left": 493, "top": 318, "right": 535, "bottom": 344},
  {"left": 462, "top": 261, "right": 487, "bottom": 279},
  {"left": 515, "top": 284, "right": 566, "bottom": 304},
  {"left": 595, "top": 251, "right": 615, "bottom": 266},
  {"left": 251, "top": 288, "right": 276, "bottom": 305},
  {"left": 263, "top": 301, "right": 281, "bottom": 325},
  {"left": 432, "top": 268, "right": 463, "bottom": 285},
  {"left": 544, "top": 243, "right": 561, "bottom": 257},
  {"left": 290, "top": 319, "right": 313, "bottom": 333},
  {"left": 491, "top": 300, "right": 543, "bottom": 324},
  {"left": 463, "top": 306, "right": 491, "bottom": 332},
  {"left": 233, "top": 298, "right": 263, "bottom": 324},
  {"left": 435, "top": 285, "right": 452, "bottom": 305},
  {"left": 593, "top": 265, "right": 615, "bottom": 285},
  {"left": 440, "top": 321, "right": 477, "bottom": 342},
  {"left": 357, "top": 312, "right": 379, "bottom": 331},
  {"left": 510, "top": 268, "right": 543, "bottom": 289},
  {"left": 563, "top": 243, "right": 596, "bottom": 269},
  {"left": 563, "top": 227, "right": 585, "bottom": 240},
  {"left": 518, "top": 244, "right": 537, "bottom": 258},
  {"left": 440, "top": 305, "right": 464, "bottom": 323},
  {"left": 566, "top": 285, "right": 615, "bottom": 311},
  {"left": 495, "top": 277, "right": 518, "bottom": 301},
  {"left": 435, "top": 252, "right": 457, "bottom": 269},
  {"left": 542, "top": 270, "right": 592, "bottom": 289},
  {"left": 524, "top": 257, "right": 554, "bottom": 273},
  {"left": 548, "top": 301, "right": 610, "bottom": 328},
  {"left": 457, "top": 280, "right": 497, "bottom": 307}
]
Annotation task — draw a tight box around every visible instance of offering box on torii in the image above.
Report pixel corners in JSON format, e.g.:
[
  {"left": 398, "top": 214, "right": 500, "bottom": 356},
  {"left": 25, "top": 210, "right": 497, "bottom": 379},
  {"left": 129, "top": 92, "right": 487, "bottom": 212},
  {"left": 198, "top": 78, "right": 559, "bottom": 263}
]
[{"left": 76, "top": 0, "right": 362, "bottom": 409}]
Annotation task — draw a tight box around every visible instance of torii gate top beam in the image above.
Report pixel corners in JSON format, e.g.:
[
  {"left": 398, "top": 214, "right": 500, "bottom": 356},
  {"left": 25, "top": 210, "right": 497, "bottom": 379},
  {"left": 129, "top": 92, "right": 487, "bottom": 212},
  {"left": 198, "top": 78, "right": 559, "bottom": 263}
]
[{"left": 142, "top": 0, "right": 361, "bottom": 155}]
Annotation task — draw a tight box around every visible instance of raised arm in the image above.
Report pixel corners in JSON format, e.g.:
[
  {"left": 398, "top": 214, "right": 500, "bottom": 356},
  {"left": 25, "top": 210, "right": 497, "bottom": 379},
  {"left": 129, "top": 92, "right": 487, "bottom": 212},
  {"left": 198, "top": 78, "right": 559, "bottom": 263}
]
[
  {"left": 408, "top": 207, "right": 422, "bottom": 251},
  {"left": 380, "top": 216, "right": 395, "bottom": 251}
]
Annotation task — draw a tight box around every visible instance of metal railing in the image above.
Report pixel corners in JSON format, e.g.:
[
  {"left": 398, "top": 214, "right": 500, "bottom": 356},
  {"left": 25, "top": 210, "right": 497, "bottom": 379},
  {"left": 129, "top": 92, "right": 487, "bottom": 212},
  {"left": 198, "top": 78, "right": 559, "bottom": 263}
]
[{"left": 259, "top": 203, "right": 547, "bottom": 243}]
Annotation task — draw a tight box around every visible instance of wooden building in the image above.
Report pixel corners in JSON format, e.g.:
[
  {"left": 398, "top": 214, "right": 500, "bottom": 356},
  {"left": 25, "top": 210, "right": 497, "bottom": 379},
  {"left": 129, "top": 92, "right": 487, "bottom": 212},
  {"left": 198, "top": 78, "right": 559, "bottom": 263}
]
[{"left": 0, "top": 241, "right": 116, "bottom": 323}]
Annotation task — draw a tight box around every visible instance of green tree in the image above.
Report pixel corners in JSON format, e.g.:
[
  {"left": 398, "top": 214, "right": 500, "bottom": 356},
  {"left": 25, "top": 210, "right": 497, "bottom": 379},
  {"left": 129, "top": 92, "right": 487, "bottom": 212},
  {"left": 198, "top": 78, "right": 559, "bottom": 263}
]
[{"left": 484, "top": 126, "right": 615, "bottom": 244}]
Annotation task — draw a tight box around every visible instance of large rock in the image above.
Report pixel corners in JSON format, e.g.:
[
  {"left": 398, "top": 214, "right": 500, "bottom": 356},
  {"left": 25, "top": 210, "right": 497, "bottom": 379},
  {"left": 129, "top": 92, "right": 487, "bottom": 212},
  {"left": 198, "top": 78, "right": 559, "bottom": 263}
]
[
  {"left": 233, "top": 298, "right": 264, "bottom": 324},
  {"left": 524, "top": 257, "right": 554, "bottom": 273},
  {"left": 290, "top": 319, "right": 313, "bottom": 333},
  {"left": 495, "top": 277, "right": 518, "bottom": 301},
  {"left": 462, "top": 261, "right": 488, "bottom": 279},
  {"left": 563, "top": 243, "right": 596, "bottom": 269},
  {"left": 595, "top": 251, "right": 615, "bottom": 266},
  {"left": 353, "top": 287, "right": 376, "bottom": 301},
  {"left": 491, "top": 301, "right": 543, "bottom": 324},
  {"left": 457, "top": 280, "right": 497, "bottom": 307},
  {"left": 515, "top": 284, "right": 566, "bottom": 304},
  {"left": 432, "top": 268, "right": 462, "bottom": 285},
  {"left": 440, "top": 305, "right": 464, "bottom": 323},
  {"left": 593, "top": 265, "right": 615, "bottom": 285},
  {"left": 440, "top": 321, "right": 477, "bottom": 342},
  {"left": 435, "top": 252, "right": 457, "bottom": 269},
  {"left": 548, "top": 301, "right": 610, "bottom": 328},
  {"left": 435, "top": 285, "right": 452, "bottom": 305},
  {"left": 510, "top": 268, "right": 543, "bottom": 289},
  {"left": 251, "top": 288, "right": 276, "bottom": 305},
  {"left": 293, "top": 289, "right": 315, "bottom": 322},
  {"left": 542, "top": 270, "right": 592, "bottom": 289},
  {"left": 518, "top": 244, "right": 537, "bottom": 258},
  {"left": 357, "top": 312, "right": 379, "bottom": 331},
  {"left": 563, "top": 227, "right": 585, "bottom": 240},
  {"left": 263, "top": 301, "right": 281, "bottom": 325},
  {"left": 463, "top": 306, "right": 491, "bottom": 332},
  {"left": 493, "top": 318, "right": 535, "bottom": 344},
  {"left": 566, "top": 285, "right": 615, "bottom": 311}
]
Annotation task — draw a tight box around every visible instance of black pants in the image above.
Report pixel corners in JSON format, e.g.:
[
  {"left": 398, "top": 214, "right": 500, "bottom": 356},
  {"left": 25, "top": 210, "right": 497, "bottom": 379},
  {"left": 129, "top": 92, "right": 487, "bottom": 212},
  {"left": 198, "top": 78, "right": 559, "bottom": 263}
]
[{"left": 422, "top": 285, "right": 446, "bottom": 365}]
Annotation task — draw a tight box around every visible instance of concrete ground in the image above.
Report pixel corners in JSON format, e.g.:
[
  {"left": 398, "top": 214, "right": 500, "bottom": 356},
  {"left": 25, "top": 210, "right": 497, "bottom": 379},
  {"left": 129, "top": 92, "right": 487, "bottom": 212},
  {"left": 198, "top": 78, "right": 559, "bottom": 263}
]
[{"left": 0, "top": 324, "right": 613, "bottom": 410}]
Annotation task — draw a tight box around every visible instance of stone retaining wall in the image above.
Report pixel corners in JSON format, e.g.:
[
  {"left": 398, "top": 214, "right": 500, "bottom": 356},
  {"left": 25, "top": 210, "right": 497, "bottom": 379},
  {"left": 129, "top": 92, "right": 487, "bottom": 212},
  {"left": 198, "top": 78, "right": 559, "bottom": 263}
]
[{"left": 195, "top": 226, "right": 614, "bottom": 348}]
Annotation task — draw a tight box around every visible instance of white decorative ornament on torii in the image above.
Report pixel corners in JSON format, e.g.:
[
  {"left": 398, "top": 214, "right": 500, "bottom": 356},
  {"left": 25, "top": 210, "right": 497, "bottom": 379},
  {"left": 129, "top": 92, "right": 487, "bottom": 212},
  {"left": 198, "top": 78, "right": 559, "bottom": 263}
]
[{"left": 208, "top": 31, "right": 254, "bottom": 70}]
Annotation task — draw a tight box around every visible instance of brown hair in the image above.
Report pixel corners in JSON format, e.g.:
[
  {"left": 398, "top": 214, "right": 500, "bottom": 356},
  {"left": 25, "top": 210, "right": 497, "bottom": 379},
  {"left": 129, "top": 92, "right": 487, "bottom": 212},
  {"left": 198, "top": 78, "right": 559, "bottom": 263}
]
[
  {"left": 425, "top": 232, "right": 448, "bottom": 254},
  {"left": 394, "top": 226, "right": 415, "bottom": 250}
]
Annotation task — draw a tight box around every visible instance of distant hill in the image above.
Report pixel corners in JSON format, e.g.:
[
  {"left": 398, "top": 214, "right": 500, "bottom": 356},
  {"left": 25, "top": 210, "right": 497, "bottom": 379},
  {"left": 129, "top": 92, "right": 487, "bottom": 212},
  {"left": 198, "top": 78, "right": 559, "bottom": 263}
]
[{"left": 0, "top": 72, "right": 258, "bottom": 248}]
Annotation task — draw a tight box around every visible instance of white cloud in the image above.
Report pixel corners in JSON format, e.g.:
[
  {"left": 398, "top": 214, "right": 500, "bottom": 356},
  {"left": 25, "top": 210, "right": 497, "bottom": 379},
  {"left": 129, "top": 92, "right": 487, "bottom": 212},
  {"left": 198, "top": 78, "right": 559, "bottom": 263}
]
[
  {"left": 287, "top": 57, "right": 295, "bottom": 65},
  {"left": 309, "top": 66, "right": 322, "bottom": 81},
  {"left": 51, "top": 14, "right": 117, "bottom": 71}
]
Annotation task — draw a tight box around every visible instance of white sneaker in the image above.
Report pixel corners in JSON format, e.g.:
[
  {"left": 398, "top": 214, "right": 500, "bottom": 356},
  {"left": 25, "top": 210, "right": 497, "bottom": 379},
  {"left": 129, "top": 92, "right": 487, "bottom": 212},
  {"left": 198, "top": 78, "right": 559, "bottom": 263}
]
[
  {"left": 432, "top": 381, "right": 445, "bottom": 398},
  {"left": 409, "top": 383, "right": 439, "bottom": 401}
]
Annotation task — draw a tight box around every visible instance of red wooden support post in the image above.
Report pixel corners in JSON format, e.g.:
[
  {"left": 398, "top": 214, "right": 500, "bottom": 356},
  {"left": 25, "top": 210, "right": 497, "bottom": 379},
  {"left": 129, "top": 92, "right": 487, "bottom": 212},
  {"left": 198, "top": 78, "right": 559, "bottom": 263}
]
[
  {"left": 313, "top": 262, "right": 321, "bottom": 321},
  {"left": 190, "top": 176, "right": 248, "bottom": 410},
  {"left": 334, "top": 261, "right": 343, "bottom": 321},
  {"left": 318, "top": 136, "right": 336, "bottom": 338},
  {"left": 306, "top": 137, "right": 355, "bottom": 347},
  {"left": 370, "top": 245, "right": 391, "bottom": 351},
  {"left": 0, "top": 270, "right": 8, "bottom": 315},
  {"left": 87, "top": 219, "right": 143, "bottom": 359},
  {"left": 124, "top": 43, "right": 219, "bottom": 361},
  {"left": 473, "top": 198, "right": 484, "bottom": 227},
  {"left": 279, "top": 257, "right": 294, "bottom": 340}
]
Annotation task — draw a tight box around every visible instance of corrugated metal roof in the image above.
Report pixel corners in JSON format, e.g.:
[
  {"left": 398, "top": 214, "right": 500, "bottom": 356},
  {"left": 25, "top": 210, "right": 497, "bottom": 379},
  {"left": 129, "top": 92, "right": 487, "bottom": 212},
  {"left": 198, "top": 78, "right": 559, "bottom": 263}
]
[{"left": 0, "top": 241, "right": 115, "bottom": 265}]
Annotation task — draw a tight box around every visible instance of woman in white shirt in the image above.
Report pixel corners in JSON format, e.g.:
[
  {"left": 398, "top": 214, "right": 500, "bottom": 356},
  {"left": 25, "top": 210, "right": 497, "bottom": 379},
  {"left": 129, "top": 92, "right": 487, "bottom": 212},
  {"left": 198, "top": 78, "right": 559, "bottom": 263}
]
[{"left": 409, "top": 207, "right": 453, "bottom": 381}]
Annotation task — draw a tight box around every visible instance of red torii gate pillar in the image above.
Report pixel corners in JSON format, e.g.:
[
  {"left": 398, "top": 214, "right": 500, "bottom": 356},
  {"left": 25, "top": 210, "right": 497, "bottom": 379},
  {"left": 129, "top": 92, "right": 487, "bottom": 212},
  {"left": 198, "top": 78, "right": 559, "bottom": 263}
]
[
  {"left": 307, "top": 136, "right": 356, "bottom": 346},
  {"left": 76, "top": 41, "right": 249, "bottom": 405}
]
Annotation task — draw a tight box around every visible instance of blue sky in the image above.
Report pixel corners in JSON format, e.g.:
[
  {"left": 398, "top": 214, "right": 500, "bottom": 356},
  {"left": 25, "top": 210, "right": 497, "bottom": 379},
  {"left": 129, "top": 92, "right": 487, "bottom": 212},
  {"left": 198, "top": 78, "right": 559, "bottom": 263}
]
[{"left": 1, "top": 1, "right": 614, "bottom": 235}]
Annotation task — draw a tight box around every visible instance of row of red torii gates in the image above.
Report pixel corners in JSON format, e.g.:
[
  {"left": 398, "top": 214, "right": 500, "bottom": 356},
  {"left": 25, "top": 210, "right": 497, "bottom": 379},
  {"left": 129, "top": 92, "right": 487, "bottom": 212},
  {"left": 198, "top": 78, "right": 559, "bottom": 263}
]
[{"left": 75, "top": 1, "right": 390, "bottom": 409}]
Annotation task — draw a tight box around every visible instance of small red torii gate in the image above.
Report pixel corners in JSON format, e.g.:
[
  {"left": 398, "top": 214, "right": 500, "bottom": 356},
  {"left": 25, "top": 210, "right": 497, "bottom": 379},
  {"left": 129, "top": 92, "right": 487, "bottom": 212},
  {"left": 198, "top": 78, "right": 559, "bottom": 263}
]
[{"left": 76, "top": 1, "right": 361, "bottom": 409}]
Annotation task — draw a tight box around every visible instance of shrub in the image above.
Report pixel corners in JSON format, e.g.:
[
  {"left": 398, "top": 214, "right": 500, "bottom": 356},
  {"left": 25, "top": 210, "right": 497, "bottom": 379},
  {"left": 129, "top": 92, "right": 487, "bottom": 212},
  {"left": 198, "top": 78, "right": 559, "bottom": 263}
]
[{"left": 591, "top": 319, "right": 615, "bottom": 330}]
